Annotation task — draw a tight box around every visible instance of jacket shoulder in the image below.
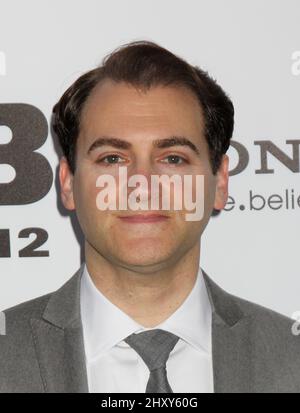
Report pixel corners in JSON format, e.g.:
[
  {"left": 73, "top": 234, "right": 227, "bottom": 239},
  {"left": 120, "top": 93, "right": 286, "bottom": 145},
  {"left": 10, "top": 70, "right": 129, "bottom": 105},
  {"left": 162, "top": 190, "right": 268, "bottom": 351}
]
[
  {"left": 0, "top": 267, "right": 83, "bottom": 392},
  {"left": 228, "top": 290, "right": 300, "bottom": 352},
  {"left": 230, "top": 291, "right": 295, "bottom": 326},
  {"left": 2, "top": 292, "right": 52, "bottom": 327},
  {"left": 2, "top": 264, "right": 83, "bottom": 328}
]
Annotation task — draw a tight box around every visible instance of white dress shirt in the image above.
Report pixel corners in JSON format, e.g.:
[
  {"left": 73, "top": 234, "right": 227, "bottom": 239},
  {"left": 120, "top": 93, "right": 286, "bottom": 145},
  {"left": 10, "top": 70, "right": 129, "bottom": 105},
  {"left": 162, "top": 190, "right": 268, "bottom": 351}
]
[{"left": 80, "top": 263, "right": 213, "bottom": 393}]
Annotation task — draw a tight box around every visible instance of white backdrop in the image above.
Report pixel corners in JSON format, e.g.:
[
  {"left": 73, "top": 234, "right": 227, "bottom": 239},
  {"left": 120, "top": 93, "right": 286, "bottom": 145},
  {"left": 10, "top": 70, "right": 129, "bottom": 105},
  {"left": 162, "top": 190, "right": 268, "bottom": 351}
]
[{"left": 0, "top": 0, "right": 299, "bottom": 319}]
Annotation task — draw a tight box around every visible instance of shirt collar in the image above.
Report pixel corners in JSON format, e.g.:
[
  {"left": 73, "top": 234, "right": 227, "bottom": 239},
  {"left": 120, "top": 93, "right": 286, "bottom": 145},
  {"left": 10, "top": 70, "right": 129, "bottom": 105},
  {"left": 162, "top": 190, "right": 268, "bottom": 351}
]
[{"left": 80, "top": 263, "right": 212, "bottom": 361}]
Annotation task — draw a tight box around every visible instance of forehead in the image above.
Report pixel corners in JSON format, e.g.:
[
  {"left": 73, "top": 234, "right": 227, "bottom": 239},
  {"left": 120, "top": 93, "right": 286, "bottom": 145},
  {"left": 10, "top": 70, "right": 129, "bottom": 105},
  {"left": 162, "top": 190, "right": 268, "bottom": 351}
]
[{"left": 79, "top": 79, "right": 205, "bottom": 142}]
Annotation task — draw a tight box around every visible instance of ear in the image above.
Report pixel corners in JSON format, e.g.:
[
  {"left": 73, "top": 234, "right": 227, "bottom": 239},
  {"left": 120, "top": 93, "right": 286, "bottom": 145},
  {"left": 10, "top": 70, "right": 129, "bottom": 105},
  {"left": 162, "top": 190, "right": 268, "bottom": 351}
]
[
  {"left": 213, "top": 154, "right": 229, "bottom": 210},
  {"left": 59, "top": 156, "right": 75, "bottom": 210}
]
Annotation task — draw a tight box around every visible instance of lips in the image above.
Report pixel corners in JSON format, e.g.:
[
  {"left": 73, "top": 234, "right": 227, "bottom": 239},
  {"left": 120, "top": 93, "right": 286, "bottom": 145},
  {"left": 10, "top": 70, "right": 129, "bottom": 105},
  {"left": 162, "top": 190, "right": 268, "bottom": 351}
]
[{"left": 117, "top": 213, "right": 170, "bottom": 223}]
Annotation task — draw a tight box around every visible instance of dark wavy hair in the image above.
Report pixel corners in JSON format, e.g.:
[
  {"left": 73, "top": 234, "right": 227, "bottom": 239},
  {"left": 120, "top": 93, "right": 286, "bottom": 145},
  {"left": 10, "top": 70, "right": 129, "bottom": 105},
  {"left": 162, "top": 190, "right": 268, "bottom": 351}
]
[{"left": 52, "top": 40, "right": 234, "bottom": 175}]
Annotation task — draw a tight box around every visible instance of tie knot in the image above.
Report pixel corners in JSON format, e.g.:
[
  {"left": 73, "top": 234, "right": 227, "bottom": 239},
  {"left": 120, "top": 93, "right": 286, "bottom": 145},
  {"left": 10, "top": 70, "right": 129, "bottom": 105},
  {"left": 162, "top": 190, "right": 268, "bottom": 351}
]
[{"left": 124, "top": 328, "right": 180, "bottom": 372}]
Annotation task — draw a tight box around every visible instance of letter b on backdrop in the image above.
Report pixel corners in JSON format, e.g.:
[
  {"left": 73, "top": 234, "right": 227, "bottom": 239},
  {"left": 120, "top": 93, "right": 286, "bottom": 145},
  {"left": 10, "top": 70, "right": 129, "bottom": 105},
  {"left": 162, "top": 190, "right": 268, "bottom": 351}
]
[{"left": 0, "top": 104, "right": 53, "bottom": 205}]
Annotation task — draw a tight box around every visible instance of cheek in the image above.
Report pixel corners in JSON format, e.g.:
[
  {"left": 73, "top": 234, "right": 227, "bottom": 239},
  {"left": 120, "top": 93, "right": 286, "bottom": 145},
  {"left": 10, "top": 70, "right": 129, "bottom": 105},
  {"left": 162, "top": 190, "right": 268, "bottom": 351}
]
[
  {"left": 204, "top": 175, "right": 217, "bottom": 212},
  {"left": 73, "top": 171, "right": 100, "bottom": 212}
]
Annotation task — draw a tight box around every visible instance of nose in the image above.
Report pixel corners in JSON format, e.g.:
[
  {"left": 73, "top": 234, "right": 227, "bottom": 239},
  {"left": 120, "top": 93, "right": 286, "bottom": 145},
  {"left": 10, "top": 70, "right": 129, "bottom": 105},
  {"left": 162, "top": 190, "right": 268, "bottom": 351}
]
[
  {"left": 128, "top": 158, "right": 156, "bottom": 186},
  {"left": 126, "top": 160, "right": 158, "bottom": 208},
  {"left": 131, "top": 165, "right": 152, "bottom": 189}
]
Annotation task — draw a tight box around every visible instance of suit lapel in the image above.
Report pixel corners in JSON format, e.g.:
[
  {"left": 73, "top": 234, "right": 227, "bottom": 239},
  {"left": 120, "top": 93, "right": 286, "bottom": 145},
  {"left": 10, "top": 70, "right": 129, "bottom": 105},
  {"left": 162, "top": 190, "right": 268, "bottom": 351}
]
[
  {"left": 30, "top": 263, "right": 89, "bottom": 393},
  {"left": 30, "top": 262, "right": 253, "bottom": 393},
  {"left": 202, "top": 270, "right": 253, "bottom": 392}
]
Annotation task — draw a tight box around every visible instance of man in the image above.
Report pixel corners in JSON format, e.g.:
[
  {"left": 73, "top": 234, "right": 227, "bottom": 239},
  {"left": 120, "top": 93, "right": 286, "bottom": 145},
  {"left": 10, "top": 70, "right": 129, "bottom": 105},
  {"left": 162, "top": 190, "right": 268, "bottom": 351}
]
[{"left": 0, "top": 40, "right": 299, "bottom": 393}]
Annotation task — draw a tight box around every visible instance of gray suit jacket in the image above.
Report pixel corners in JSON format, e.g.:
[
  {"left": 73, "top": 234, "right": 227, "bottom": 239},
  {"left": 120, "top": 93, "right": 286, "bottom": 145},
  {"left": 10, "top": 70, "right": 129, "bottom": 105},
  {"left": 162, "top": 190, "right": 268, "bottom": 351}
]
[{"left": 0, "top": 263, "right": 299, "bottom": 393}]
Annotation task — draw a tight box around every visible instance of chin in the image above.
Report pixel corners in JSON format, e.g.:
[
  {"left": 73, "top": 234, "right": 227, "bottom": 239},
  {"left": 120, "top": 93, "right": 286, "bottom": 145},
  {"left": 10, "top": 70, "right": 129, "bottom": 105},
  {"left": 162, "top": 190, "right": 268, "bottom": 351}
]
[{"left": 115, "top": 248, "right": 170, "bottom": 267}]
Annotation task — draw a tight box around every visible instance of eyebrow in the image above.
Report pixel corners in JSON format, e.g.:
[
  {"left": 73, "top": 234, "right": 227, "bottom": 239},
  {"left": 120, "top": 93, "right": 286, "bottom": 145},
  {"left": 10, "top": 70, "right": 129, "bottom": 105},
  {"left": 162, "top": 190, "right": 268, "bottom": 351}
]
[{"left": 87, "top": 135, "right": 200, "bottom": 156}]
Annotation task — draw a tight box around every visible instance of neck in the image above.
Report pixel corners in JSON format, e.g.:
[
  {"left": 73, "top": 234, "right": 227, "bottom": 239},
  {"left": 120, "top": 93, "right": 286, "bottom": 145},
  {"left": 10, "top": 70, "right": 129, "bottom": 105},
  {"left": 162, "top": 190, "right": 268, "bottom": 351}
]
[{"left": 84, "top": 240, "right": 201, "bottom": 328}]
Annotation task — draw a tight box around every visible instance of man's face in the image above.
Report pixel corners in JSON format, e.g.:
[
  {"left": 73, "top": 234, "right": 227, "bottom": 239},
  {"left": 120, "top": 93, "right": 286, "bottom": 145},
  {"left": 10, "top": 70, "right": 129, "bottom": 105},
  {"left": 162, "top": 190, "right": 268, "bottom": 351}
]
[{"left": 59, "top": 79, "right": 229, "bottom": 270}]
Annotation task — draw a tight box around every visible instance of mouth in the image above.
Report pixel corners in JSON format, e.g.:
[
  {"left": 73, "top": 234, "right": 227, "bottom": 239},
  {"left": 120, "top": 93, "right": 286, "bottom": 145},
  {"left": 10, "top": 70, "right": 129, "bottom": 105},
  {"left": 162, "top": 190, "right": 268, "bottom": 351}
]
[{"left": 117, "top": 213, "right": 170, "bottom": 224}]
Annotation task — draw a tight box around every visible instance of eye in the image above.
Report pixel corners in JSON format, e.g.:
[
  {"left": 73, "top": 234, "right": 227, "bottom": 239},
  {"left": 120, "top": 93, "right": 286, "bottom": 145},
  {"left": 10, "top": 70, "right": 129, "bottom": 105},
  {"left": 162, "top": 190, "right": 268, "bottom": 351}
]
[
  {"left": 161, "top": 155, "right": 188, "bottom": 165},
  {"left": 96, "top": 154, "right": 126, "bottom": 165}
]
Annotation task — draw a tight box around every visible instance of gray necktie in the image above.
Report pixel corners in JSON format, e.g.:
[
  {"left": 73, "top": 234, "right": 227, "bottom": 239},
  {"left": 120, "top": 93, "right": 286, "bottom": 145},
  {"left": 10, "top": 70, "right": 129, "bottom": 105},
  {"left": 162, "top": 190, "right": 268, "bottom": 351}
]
[{"left": 124, "top": 328, "right": 180, "bottom": 393}]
